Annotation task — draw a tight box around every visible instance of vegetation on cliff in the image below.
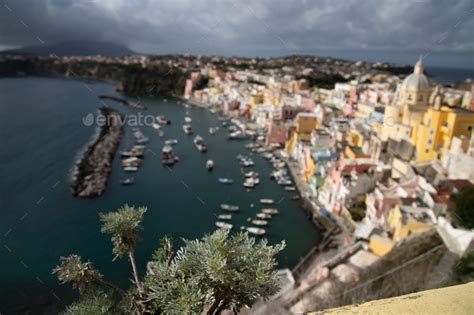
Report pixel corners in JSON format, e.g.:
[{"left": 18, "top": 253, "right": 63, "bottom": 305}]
[{"left": 53, "top": 204, "right": 285, "bottom": 314}]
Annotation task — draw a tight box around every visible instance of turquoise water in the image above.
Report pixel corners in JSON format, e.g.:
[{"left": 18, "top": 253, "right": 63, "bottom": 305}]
[{"left": 0, "top": 77, "right": 320, "bottom": 312}]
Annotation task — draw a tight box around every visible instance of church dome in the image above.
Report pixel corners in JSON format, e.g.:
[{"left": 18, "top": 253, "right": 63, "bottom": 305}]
[{"left": 401, "top": 58, "right": 430, "bottom": 90}]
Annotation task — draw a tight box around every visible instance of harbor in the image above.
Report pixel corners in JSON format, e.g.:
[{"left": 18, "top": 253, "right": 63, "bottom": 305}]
[{"left": 0, "top": 77, "right": 320, "bottom": 309}]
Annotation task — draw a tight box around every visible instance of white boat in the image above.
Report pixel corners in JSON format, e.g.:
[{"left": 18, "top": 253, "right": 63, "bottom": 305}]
[
  {"left": 246, "top": 227, "right": 266, "bottom": 236},
  {"left": 162, "top": 145, "right": 176, "bottom": 165},
  {"left": 156, "top": 115, "right": 171, "bottom": 125},
  {"left": 243, "top": 180, "right": 254, "bottom": 188},
  {"left": 220, "top": 204, "right": 239, "bottom": 211},
  {"left": 252, "top": 219, "right": 268, "bottom": 226},
  {"left": 165, "top": 139, "right": 178, "bottom": 145},
  {"left": 256, "top": 213, "right": 272, "bottom": 219},
  {"left": 183, "top": 124, "right": 193, "bottom": 134},
  {"left": 245, "top": 171, "right": 258, "bottom": 178},
  {"left": 262, "top": 208, "right": 278, "bottom": 215},
  {"left": 206, "top": 160, "right": 214, "bottom": 171},
  {"left": 218, "top": 178, "right": 233, "bottom": 185},
  {"left": 209, "top": 127, "right": 218, "bottom": 135},
  {"left": 278, "top": 179, "right": 292, "bottom": 186},
  {"left": 217, "top": 214, "right": 232, "bottom": 220},
  {"left": 260, "top": 199, "right": 275, "bottom": 205},
  {"left": 285, "top": 186, "right": 296, "bottom": 191},
  {"left": 240, "top": 159, "right": 254, "bottom": 167},
  {"left": 184, "top": 116, "right": 192, "bottom": 123},
  {"left": 193, "top": 135, "right": 207, "bottom": 152},
  {"left": 120, "top": 177, "right": 134, "bottom": 185},
  {"left": 152, "top": 123, "right": 161, "bottom": 130},
  {"left": 216, "top": 221, "right": 233, "bottom": 230},
  {"left": 123, "top": 166, "right": 138, "bottom": 172}
]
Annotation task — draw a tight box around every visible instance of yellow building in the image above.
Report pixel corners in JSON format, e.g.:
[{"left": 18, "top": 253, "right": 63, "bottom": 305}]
[
  {"left": 387, "top": 206, "right": 435, "bottom": 242},
  {"left": 296, "top": 112, "right": 319, "bottom": 141},
  {"left": 413, "top": 89, "right": 474, "bottom": 163},
  {"left": 369, "top": 234, "right": 395, "bottom": 256},
  {"left": 380, "top": 58, "right": 474, "bottom": 163}
]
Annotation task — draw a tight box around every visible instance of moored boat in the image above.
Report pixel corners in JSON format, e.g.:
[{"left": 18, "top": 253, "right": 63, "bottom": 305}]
[
  {"left": 120, "top": 177, "right": 134, "bottom": 185},
  {"left": 246, "top": 227, "right": 266, "bottom": 236},
  {"left": 256, "top": 213, "right": 272, "bottom": 219},
  {"left": 156, "top": 115, "right": 171, "bottom": 125},
  {"left": 220, "top": 204, "right": 239, "bottom": 211},
  {"left": 217, "top": 214, "right": 232, "bottom": 220},
  {"left": 184, "top": 116, "right": 192, "bottom": 123},
  {"left": 165, "top": 139, "right": 178, "bottom": 145},
  {"left": 123, "top": 166, "right": 138, "bottom": 172},
  {"left": 193, "top": 135, "right": 207, "bottom": 152},
  {"left": 216, "top": 221, "right": 233, "bottom": 230},
  {"left": 262, "top": 208, "right": 278, "bottom": 215},
  {"left": 284, "top": 186, "right": 296, "bottom": 191},
  {"left": 260, "top": 198, "right": 275, "bottom": 205},
  {"left": 183, "top": 124, "right": 193, "bottom": 134},
  {"left": 218, "top": 178, "right": 233, "bottom": 185},
  {"left": 206, "top": 160, "right": 214, "bottom": 171},
  {"left": 162, "top": 145, "right": 177, "bottom": 165},
  {"left": 252, "top": 219, "right": 268, "bottom": 226}
]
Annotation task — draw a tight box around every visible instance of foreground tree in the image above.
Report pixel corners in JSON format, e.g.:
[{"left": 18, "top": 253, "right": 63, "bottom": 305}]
[
  {"left": 54, "top": 204, "right": 285, "bottom": 314},
  {"left": 451, "top": 186, "right": 474, "bottom": 229}
]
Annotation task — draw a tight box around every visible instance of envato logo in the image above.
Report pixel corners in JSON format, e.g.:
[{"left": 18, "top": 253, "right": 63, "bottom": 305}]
[{"left": 82, "top": 112, "right": 156, "bottom": 127}]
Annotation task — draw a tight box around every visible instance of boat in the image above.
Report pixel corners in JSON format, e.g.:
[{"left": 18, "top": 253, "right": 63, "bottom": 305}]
[
  {"left": 120, "top": 177, "right": 134, "bottom": 185},
  {"left": 262, "top": 208, "right": 278, "bottom": 215},
  {"left": 217, "top": 214, "right": 232, "bottom": 220},
  {"left": 152, "top": 123, "right": 161, "bottom": 130},
  {"left": 240, "top": 158, "right": 254, "bottom": 167},
  {"left": 209, "top": 127, "right": 218, "bottom": 135},
  {"left": 215, "top": 221, "right": 233, "bottom": 230},
  {"left": 277, "top": 179, "right": 292, "bottom": 186},
  {"left": 220, "top": 204, "right": 239, "bottom": 211},
  {"left": 184, "top": 116, "right": 192, "bottom": 123},
  {"left": 123, "top": 166, "right": 138, "bottom": 172},
  {"left": 245, "top": 171, "right": 258, "bottom": 178},
  {"left": 193, "top": 135, "right": 207, "bottom": 152},
  {"left": 252, "top": 219, "right": 268, "bottom": 226},
  {"left": 285, "top": 186, "right": 296, "bottom": 191},
  {"left": 290, "top": 195, "right": 301, "bottom": 200},
  {"left": 256, "top": 213, "right": 272, "bottom": 219},
  {"left": 162, "top": 145, "right": 177, "bottom": 165},
  {"left": 218, "top": 178, "right": 233, "bottom": 185},
  {"left": 243, "top": 180, "right": 254, "bottom": 188},
  {"left": 135, "top": 136, "right": 149, "bottom": 144},
  {"left": 206, "top": 160, "right": 214, "bottom": 171},
  {"left": 246, "top": 227, "right": 266, "bottom": 236},
  {"left": 158, "top": 130, "right": 165, "bottom": 138},
  {"left": 165, "top": 139, "right": 178, "bottom": 145},
  {"left": 183, "top": 124, "right": 193, "bottom": 134},
  {"left": 122, "top": 157, "right": 141, "bottom": 167},
  {"left": 156, "top": 115, "right": 171, "bottom": 125},
  {"left": 260, "top": 199, "right": 275, "bottom": 205},
  {"left": 228, "top": 131, "right": 247, "bottom": 140},
  {"left": 120, "top": 145, "right": 145, "bottom": 158}
]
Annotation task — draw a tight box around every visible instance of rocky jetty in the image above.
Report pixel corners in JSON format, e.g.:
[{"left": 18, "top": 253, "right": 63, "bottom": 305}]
[
  {"left": 98, "top": 95, "right": 147, "bottom": 110},
  {"left": 71, "top": 107, "right": 124, "bottom": 198}
]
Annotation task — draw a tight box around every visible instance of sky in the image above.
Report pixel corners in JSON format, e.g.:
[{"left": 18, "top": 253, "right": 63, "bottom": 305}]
[{"left": 1, "top": 0, "right": 473, "bottom": 67}]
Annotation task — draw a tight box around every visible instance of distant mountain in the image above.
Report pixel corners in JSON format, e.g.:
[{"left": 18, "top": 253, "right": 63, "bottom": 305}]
[{"left": 2, "top": 40, "right": 135, "bottom": 56}]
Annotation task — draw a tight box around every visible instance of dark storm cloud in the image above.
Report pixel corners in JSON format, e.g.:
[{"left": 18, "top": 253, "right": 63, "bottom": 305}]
[{"left": 0, "top": 0, "right": 473, "bottom": 55}]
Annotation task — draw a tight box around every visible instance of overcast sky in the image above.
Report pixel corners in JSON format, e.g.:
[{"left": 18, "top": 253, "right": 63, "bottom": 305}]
[{"left": 1, "top": 0, "right": 473, "bottom": 62}]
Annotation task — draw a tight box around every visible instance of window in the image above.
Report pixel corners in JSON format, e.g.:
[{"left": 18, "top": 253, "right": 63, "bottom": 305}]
[
  {"left": 428, "top": 140, "right": 433, "bottom": 145},
  {"left": 425, "top": 149, "right": 429, "bottom": 153},
  {"left": 418, "top": 95, "right": 423, "bottom": 101},
  {"left": 407, "top": 94, "right": 412, "bottom": 101}
]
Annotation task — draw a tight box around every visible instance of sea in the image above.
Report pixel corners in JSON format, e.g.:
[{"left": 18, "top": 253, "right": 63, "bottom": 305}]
[{"left": 0, "top": 77, "right": 319, "bottom": 313}]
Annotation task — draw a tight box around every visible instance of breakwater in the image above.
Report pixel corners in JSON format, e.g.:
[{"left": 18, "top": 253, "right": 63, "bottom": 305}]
[
  {"left": 98, "top": 95, "right": 147, "bottom": 110},
  {"left": 71, "top": 107, "right": 124, "bottom": 198}
]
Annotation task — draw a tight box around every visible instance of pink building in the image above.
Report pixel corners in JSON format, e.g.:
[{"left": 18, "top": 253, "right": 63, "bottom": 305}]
[{"left": 266, "top": 122, "right": 286, "bottom": 146}]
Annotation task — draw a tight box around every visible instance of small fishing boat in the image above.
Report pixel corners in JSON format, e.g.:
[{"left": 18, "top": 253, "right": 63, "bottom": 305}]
[
  {"left": 123, "top": 166, "right": 138, "bottom": 172},
  {"left": 277, "top": 179, "right": 292, "bottom": 186},
  {"left": 228, "top": 131, "right": 247, "bottom": 140},
  {"left": 215, "top": 221, "right": 233, "bottom": 230},
  {"left": 206, "top": 160, "right": 214, "bottom": 171},
  {"left": 120, "top": 177, "right": 134, "bottom": 185},
  {"left": 156, "top": 115, "right": 171, "bottom": 125},
  {"left": 290, "top": 195, "right": 301, "bottom": 201},
  {"left": 245, "top": 171, "right": 258, "bottom": 178},
  {"left": 152, "top": 123, "right": 161, "bottom": 130},
  {"left": 285, "top": 186, "right": 296, "bottom": 191},
  {"left": 193, "top": 135, "right": 207, "bottom": 152},
  {"left": 262, "top": 208, "right": 278, "bottom": 215},
  {"left": 158, "top": 130, "right": 165, "bottom": 138},
  {"left": 162, "top": 145, "right": 176, "bottom": 165},
  {"left": 243, "top": 180, "right": 254, "bottom": 188},
  {"left": 256, "top": 213, "right": 272, "bottom": 219},
  {"left": 220, "top": 204, "right": 239, "bottom": 211},
  {"left": 240, "top": 158, "right": 254, "bottom": 167},
  {"left": 183, "top": 124, "right": 193, "bottom": 134},
  {"left": 209, "top": 127, "right": 218, "bottom": 135},
  {"left": 165, "top": 139, "right": 178, "bottom": 145},
  {"left": 184, "top": 116, "right": 192, "bottom": 123},
  {"left": 246, "top": 227, "right": 266, "bottom": 236},
  {"left": 218, "top": 178, "right": 233, "bottom": 185},
  {"left": 252, "top": 219, "right": 268, "bottom": 226},
  {"left": 217, "top": 214, "right": 232, "bottom": 220},
  {"left": 260, "top": 199, "right": 275, "bottom": 205}
]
